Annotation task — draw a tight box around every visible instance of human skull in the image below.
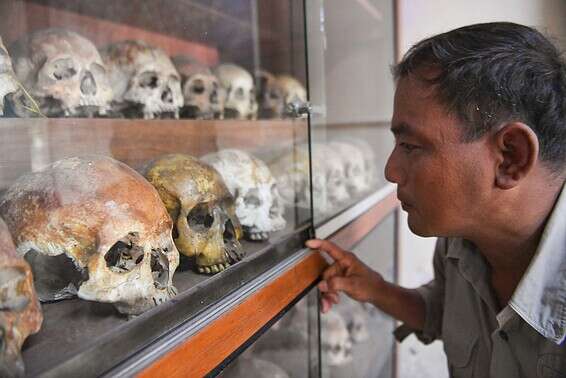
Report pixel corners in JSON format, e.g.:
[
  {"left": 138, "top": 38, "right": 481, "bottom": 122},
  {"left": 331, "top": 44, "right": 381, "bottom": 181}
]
[
  {"left": 329, "top": 141, "right": 369, "bottom": 196},
  {"left": 173, "top": 56, "right": 224, "bottom": 119},
  {"left": 277, "top": 75, "right": 307, "bottom": 117},
  {"left": 0, "top": 156, "right": 179, "bottom": 316},
  {"left": 0, "top": 217, "right": 42, "bottom": 378},
  {"left": 321, "top": 310, "right": 353, "bottom": 366},
  {"left": 144, "top": 154, "right": 244, "bottom": 274},
  {"left": 214, "top": 63, "right": 257, "bottom": 120},
  {"left": 0, "top": 37, "right": 19, "bottom": 116},
  {"left": 11, "top": 28, "right": 113, "bottom": 117},
  {"left": 256, "top": 70, "right": 285, "bottom": 119},
  {"left": 317, "top": 143, "right": 349, "bottom": 208},
  {"left": 202, "top": 149, "right": 286, "bottom": 241},
  {"left": 102, "top": 40, "right": 183, "bottom": 119},
  {"left": 269, "top": 144, "right": 330, "bottom": 216},
  {"left": 335, "top": 296, "right": 370, "bottom": 344}
]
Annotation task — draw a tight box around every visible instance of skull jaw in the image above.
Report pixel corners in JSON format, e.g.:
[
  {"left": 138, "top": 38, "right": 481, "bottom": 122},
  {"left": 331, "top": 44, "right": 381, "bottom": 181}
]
[
  {"left": 194, "top": 239, "right": 244, "bottom": 275},
  {"left": 179, "top": 104, "right": 218, "bottom": 120}
]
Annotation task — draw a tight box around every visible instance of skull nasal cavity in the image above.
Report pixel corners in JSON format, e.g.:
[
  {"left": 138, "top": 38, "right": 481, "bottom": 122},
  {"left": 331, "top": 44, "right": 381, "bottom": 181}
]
[
  {"left": 188, "top": 203, "right": 214, "bottom": 229},
  {"left": 162, "top": 87, "right": 173, "bottom": 103},
  {"left": 223, "top": 220, "right": 235, "bottom": 241},
  {"left": 81, "top": 71, "right": 97, "bottom": 95}
]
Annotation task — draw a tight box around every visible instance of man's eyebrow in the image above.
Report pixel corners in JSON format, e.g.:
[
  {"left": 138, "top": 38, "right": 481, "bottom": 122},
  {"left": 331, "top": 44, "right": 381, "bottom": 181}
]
[{"left": 391, "top": 122, "right": 417, "bottom": 137}]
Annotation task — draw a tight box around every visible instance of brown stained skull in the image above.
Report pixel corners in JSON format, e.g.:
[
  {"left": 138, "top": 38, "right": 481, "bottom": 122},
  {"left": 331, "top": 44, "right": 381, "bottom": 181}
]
[
  {"left": 144, "top": 154, "right": 244, "bottom": 274},
  {"left": 0, "top": 156, "right": 179, "bottom": 316},
  {"left": 256, "top": 70, "right": 285, "bottom": 119},
  {"left": 0, "top": 217, "right": 42, "bottom": 378}
]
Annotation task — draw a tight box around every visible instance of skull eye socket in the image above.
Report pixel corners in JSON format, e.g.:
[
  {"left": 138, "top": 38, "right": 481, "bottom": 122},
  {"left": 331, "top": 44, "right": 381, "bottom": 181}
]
[
  {"left": 243, "top": 191, "right": 261, "bottom": 207},
  {"left": 105, "top": 239, "right": 145, "bottom": 273},
  {"left": 139, "top": 71, "right": 159, "bottom": 89},
  {"left": 234, "top": 87, "right": 245, "bottom": 99},
  {"left": 188, "top": 203, "right": 214, "bottom": 230},
  {"left": 52, "top": 58, "right": 77, "bottom": 80},
  {"left": 191, "top": 79, "right": 205, "bottom": 94},
  {"left": 223, "top": 219, "right": 236, "bottom": 241}
]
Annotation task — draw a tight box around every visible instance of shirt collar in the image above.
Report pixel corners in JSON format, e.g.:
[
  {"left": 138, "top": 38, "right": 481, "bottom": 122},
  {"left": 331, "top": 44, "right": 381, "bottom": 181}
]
[{"left": 509, "top": 183, "right": 566, "bottom": 344}]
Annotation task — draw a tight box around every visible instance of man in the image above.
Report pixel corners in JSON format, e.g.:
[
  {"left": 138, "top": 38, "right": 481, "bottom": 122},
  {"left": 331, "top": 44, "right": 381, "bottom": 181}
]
[{"left": 307, "top": 22, "right": 566, "bottom": 377}]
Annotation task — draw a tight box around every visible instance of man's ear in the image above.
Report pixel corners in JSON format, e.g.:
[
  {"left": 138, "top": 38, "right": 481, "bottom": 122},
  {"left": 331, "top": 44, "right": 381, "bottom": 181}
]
[{"left": 493, "top": 122, "right": 539, "bottom": 189}]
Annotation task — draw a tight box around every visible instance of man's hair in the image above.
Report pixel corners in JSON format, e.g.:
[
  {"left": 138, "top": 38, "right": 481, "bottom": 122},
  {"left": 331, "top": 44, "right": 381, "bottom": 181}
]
[{"left": 394, "top": 22, "right": 566, "bottom": 171}]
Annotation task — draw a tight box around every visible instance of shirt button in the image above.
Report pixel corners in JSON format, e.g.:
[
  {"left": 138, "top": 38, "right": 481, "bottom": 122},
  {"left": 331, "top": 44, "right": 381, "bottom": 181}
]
[{"left": 499, "top": 330, "right": 509, "bottom": 341}]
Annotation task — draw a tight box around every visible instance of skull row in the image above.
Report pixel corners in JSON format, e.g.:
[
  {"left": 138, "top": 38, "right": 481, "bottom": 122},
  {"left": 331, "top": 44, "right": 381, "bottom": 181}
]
[
  {"left": 269, "top": 139, "right": 377, "bottom": 217},
  {"left": 3, "top": 28, "right": 306, "bottom": 120}
]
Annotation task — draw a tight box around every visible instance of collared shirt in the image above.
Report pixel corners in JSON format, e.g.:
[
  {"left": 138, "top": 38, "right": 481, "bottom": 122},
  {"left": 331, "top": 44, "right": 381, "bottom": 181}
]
[{"left": 395, "top": 184, "right": 566, "bottom": 377}]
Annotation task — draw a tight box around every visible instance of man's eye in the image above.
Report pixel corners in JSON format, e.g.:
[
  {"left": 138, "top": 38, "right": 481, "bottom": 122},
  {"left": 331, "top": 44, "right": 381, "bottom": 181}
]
[{"left": 399, "top": 142, "right": 419, "bottom": 152}]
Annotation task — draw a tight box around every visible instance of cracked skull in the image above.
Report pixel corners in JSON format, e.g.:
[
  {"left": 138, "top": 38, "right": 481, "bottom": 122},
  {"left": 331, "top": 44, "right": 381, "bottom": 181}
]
[
  {"left": 11, "top": 28, "right": 113, "bottom": 117},
  {"left": 214, "top": 63, "right": 257, "bottom": 120},
  {"left": 144, "top": 154, "right": 244, "bottom": 274},
  {"left": 102, "top": 40, "right": 183, "bottom": 119},
  {"left": 0, "top": 156, "right": 179, "bottom": 316},
  {"left": 202, "top": 149, "right": 286, "bottom": 241},
  {"left": 256, "top": 70, "right": 285, "bottom": 119},
  {"left": 277, "top": 75, "right": 307, "bottom": 117},
  {"left": 321, "top": 310, "right": 353, "bottom": 366},
  {"left": 0, "top": 217, "right": 42, "bottom": 378},
  {"left": 173, "top": 56, "right": 224, "bottom": 119}
]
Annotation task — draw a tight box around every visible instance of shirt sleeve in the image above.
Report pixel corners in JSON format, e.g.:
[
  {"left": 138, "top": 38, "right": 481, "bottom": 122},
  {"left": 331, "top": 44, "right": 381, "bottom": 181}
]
[{"left": 393, "top": 238, "right": 447, "bottom": 344}]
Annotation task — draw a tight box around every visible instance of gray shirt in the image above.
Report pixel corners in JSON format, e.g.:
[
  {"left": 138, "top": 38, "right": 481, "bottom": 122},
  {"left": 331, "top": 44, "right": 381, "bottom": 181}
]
[{"left": 395, "top": 184, "right": 566, "bottom": 377}]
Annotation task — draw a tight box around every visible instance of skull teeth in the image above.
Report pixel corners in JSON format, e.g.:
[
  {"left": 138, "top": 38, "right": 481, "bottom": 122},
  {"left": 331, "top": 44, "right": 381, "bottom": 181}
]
[
  {"left": 247, "top": 231, "right": 269, "bottom": 241},
  {"left": 197, "top": 262, "right": 229, "bottom": 274}
]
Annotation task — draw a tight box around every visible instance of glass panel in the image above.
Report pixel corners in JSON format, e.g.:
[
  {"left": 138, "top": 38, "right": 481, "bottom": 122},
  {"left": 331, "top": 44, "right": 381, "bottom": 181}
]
[
  {"left": 0, "top": 1, "right": 312, "bottom": 375},
  {"left": 219, "top": 289, "right": 320, "bottom": 378},
  {"left": 308, "top": 0, "right": 396, "bottom": 225},
  {"left": 321, "top": 213, "right": 397, "bottom": 378}
]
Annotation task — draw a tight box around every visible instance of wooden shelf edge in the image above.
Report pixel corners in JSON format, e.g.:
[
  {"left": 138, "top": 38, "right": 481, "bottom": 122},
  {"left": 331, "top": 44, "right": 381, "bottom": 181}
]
[
  {"left": 329, "top": 191, "right": 399, "bottom": 250},
  {"left": 137, "top": 251, "right": 327, "bottom": 378}
]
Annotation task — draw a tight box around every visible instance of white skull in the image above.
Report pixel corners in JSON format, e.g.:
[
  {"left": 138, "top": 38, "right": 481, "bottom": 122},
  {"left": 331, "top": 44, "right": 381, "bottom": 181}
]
[
  {"left": 102, "top": 40, "right": 183, "bottom": 119},
  {"left": 317, "top": 143, "right": 349, "bottom": 208},
  {"left": 144, "top": 154, "right": 244, "bottom": 275},
  {"left": 0, "top": 156, "right": 179, "bottom": 316},
  {"left": 328, "top": 141, "right": 369, "bottom": 196},
  {"left": 11, "top": 28, "right": 113, "bottom": 117},
  {"left": 256, "top": 70, "right": 285, "bottom": 119},
  {"left": 335, "top": 295, "right": 370, "bottom": 343},
  {"left": 0, "top": 37, "right": 19, "bottom": 116},
  {"left": 202, "top": 149, "right": 286, "bottom": 241},
  {"left": 321, "top": 310, "right": 353, "bottom": 366},
  {"left": 269, "top": 144, "right": 331, "bottom": 217},
  {"left": 214, "top": 63, "right": 257, "bottom": 120},
  {"left": 276, "top": 75, "right": 307, "bottom": 117},
  {"left": 0, "top": 217, "right": 42, "bottom": 377},
  {"left": 173, "top": 56, "right": 225, "bottom": 119}
]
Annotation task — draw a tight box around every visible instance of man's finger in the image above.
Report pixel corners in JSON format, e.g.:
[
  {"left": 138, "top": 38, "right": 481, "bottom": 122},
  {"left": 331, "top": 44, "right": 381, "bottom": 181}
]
[
  {"left": 328, "top": 276, "right": 353, "bottom": 294},
  {"left": 322, "top": 261, "right": 344, "bottom": 281},
  {"left": 306, "top": 239, "right": 347, "bottom": 261}
]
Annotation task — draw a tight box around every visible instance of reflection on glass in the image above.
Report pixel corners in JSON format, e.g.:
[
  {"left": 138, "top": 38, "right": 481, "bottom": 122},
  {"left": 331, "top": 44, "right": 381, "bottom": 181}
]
[
  {"left": 321, "top": 213, "right": 396, "bottom": 378},
  {"left": 220, "top": 290, "right": 319, "bottom": 378}
]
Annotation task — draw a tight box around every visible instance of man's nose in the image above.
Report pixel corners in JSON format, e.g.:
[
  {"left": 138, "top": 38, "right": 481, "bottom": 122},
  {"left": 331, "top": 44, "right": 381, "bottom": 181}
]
[{"left": 384, "top": 151, "right": 404, "bottom": 185}]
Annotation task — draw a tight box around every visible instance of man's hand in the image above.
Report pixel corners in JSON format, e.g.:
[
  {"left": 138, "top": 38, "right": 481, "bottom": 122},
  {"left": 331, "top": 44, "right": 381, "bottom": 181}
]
[{"left": 306, "top": 239, "right": 385, "bottom": 313}]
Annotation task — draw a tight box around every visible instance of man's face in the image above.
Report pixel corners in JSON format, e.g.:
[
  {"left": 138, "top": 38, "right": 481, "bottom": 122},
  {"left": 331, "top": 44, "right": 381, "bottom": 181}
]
[{"left": 385, "top": 74, "right": 494, "bottom": 237}]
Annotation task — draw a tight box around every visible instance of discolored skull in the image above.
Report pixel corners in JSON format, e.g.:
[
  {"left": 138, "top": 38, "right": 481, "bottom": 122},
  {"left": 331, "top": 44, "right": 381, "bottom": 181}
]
[
  {"left": 144, "top": 154, "right": 244, "bottom": 274},
  {"left": 0, "top": 37, "right": 19, "bottom": 116},
  {"left": 277, "top": 75, "right": 307, "bottom": 118},
  {"left": 202, "top": 149, "right": 286, "bottom": 241},
  {"left": 256, "top": 70, "right": 285, "bottom": 119},
  {"left": 173, "top": 56, "right": 224, "bottom": 120},
  {"left": 0, "top": 156, "right": 179, "bottom": 316},
  {"left": 11, "top": 28, "right": 113, "bottom": 117},
  {"left": 269, "top": 144, "right": 331, "bottom": 217},
  {"left": 329, "top": 141, "right": 369, "bottom": 196},
  {"left": 214, "top": 63, "right": 257, "bottom": 120},
  {"left": 0, "top": 217, "right": 42, "bottom": 378},
  {"left": 321, "top": 310, "right": 353, "bottom": 366},
  {"left": 102, "top": 40, "right": 183, "bottom": 119}
]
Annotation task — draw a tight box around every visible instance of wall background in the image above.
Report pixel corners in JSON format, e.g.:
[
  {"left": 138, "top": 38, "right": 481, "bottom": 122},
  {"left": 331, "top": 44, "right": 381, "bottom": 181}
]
[{"left": 396, "top": 1, "right": 566, "bottom": 377}]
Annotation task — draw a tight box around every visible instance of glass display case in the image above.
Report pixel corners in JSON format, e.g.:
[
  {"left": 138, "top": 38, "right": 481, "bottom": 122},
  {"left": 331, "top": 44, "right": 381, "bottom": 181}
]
[{"left": 0, "top": 1, "right": 399, "bottom": 377}]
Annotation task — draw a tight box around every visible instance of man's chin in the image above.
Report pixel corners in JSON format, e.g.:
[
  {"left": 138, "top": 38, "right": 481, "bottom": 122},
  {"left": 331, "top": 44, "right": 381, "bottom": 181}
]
[{"left": 406, "top": 214, "right": 436, "bottom": 237}]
